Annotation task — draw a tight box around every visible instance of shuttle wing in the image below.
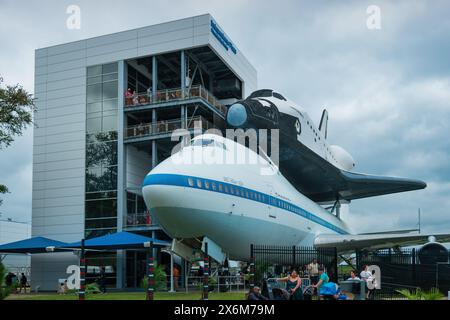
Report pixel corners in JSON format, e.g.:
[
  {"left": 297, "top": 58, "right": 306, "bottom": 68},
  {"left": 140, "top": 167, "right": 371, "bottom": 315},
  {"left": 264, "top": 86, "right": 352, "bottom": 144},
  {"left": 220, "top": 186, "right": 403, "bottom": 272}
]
[
  {"left": 280, "top": 138, "right": 427, "bottom": 202},
  {"left": 336, "top": 170, "right": 427, "bottom": 201},
  {"left": 314, "top": 233, "right": 450, "bottom": 252}
]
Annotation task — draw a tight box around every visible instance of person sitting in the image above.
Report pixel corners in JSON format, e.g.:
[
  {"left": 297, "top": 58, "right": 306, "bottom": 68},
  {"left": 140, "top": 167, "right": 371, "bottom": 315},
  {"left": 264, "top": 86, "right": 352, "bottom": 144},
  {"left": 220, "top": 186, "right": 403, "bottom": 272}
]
[
  {"left": 347, "top": 270, "right": 361, "bottom": 281},
  {"left": 247, "top": 286, "right": 268, "bottom": 300}
]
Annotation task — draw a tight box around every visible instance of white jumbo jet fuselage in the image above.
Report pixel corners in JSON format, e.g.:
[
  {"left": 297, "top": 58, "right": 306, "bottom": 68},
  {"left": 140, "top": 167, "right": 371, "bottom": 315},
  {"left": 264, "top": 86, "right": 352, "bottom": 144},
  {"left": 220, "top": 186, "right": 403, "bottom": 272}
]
[{"left": 142, "top": 133, "right": 351, "bottom": 261}]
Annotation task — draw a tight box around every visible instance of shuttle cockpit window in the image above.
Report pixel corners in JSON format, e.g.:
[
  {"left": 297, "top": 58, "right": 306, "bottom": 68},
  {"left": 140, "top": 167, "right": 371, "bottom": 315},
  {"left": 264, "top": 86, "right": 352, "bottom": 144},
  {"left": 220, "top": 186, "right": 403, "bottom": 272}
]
[{"left": 273, "top": 92, "right": 287, "bottom": 101}]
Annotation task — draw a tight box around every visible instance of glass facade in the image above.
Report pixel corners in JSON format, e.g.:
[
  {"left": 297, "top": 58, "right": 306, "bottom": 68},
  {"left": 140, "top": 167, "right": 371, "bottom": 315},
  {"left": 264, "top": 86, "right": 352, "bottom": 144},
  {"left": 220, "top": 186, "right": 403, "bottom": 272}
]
[{"left": 85, "top": 63, "right": 119, "bottom": 239}]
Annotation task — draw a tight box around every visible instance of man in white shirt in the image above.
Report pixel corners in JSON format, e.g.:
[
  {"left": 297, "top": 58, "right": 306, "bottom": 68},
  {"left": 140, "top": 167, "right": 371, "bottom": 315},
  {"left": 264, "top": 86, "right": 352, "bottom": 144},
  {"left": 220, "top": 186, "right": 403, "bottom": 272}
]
[
  {"left": 307, "top": 259, "right": 320, "bottom": 284},
  {"left": 360, "top": 265, "right": 371, "bottom": 282},
  {"left": 360, "top": 265, "right": 372, "bottom": 299}
]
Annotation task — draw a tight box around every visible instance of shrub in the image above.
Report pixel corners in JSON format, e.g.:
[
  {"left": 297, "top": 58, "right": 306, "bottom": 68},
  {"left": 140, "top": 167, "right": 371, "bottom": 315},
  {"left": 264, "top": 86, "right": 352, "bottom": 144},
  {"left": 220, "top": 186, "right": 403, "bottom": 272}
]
[
  {"left": 141, "top": 264, "right": 168, "bottom": 291},
  {"left": 0, "top": 262, "right": 11, "bottom": 300},
  {"left": 397, "top": 288, "right": 445, "bottom": 300}
]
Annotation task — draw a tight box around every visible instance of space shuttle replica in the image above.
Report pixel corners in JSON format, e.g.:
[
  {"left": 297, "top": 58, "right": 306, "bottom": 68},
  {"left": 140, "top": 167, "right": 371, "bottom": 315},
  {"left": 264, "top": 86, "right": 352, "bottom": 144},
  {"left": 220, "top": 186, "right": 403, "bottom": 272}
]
[{"left": 143, "top": 89, "right": 450, "bottom": 262}]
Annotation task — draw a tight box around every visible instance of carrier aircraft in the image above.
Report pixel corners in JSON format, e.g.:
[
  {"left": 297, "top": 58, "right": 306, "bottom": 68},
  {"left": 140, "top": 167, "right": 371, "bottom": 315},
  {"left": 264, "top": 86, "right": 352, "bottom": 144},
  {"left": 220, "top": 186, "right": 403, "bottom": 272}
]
[{"left": 142, "top": 90, "right": 450, "bottom": 262}]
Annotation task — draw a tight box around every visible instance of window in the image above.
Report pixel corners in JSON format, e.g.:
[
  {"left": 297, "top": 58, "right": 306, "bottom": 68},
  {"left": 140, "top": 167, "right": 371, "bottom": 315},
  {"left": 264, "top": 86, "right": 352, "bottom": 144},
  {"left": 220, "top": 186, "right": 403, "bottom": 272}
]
[
  {"left": 224, "top": 185, "right": 229, "bottom": 193},
  {"left": 188, "top": 178, "right": 194, "bottom": 187},
  {"left": 218, "top": 184, "right": 223, "bottom": 192},
  {"left": 205, "top": 181, "right": 210, "bottom": 189},
  {"left": 196, "top": 179, "right": 202, "bottom": 188},
  {"left": 212, "top": 182, "right": 217, "bottom": 190},
  {"left": 230, "top": 186, "right": 234, "bottom": 194},
  {"left": 192, "top": 139, "right": 215, "bottom": 147},
  {"left": 273, "top": 92, "right": 287, "bottom": 101},
  {"left": 86, "top": 63, "right": 118, "bottom": 237}
]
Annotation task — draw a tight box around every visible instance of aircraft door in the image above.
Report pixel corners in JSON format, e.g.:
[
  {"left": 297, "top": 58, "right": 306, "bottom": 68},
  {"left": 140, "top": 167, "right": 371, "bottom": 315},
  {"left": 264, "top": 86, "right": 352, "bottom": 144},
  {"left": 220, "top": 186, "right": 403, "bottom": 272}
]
[{"left": 266, "top": 183, "right": 277, "bottom": 219}]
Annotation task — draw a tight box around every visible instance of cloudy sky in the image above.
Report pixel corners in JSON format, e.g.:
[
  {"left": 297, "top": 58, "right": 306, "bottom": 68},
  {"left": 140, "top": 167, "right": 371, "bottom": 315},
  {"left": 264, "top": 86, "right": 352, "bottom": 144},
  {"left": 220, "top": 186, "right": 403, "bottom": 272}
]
[{"left": 0, "top": 0, "right": 449, "bottom": 235}]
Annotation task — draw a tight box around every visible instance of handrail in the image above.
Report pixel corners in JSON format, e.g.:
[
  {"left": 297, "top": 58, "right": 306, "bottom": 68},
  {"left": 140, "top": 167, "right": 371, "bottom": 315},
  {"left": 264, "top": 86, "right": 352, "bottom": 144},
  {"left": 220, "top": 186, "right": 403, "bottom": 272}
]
[
  {"left": 125, "top": 115, "right": 212, "bottom": 139},
  {"left": 124, "top": 85, "right": 227, "bottom": 115}
]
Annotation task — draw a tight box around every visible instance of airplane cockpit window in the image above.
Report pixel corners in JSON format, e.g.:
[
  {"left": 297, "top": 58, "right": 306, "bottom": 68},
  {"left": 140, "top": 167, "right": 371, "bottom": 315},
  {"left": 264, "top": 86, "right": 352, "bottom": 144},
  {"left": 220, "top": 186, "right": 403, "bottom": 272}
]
[
  {"left": 192, "top": 139, "right": 215, "bottom": 147},
  {"left": 191, "top": 138, "right": 227, "bottom": 150}
]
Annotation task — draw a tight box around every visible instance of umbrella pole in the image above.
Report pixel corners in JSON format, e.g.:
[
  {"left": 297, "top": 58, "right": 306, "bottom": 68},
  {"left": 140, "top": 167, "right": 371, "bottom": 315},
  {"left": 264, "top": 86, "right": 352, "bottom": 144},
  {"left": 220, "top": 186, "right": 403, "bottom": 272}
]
[{"left": 79, "top": 238, "right": 86, "bottom": 300}]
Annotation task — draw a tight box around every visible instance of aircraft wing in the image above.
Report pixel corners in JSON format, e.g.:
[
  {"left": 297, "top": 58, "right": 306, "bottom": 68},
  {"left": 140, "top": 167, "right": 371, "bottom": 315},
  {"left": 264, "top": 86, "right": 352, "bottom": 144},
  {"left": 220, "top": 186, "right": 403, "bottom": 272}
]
[{"left": 314, "top": 233, "right": 450, "bottom": 252}]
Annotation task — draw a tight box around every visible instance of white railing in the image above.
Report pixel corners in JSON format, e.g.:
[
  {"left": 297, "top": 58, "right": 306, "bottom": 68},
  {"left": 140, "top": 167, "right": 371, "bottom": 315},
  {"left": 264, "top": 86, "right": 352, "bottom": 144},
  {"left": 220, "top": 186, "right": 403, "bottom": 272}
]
[
  {"left": 125, "top": 116, "right": 212, "bottom": 139},
  {"left": 124, "top": 85, "right": 227, "bottom": 116}
]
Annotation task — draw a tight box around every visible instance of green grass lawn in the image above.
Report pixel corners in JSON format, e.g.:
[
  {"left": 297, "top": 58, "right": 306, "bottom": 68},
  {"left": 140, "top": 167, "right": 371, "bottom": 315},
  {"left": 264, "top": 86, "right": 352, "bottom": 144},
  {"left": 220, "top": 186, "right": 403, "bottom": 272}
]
[{"left": 6, "top": 291, "right": 246, "bottom": 301}]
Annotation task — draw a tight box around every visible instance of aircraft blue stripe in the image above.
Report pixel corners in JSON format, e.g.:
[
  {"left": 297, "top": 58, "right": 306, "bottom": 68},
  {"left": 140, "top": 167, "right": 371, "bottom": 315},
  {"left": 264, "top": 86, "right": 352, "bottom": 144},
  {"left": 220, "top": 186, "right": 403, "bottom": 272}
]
[{"left": 143, "top": 174, "right": 349, "bottom": 235}]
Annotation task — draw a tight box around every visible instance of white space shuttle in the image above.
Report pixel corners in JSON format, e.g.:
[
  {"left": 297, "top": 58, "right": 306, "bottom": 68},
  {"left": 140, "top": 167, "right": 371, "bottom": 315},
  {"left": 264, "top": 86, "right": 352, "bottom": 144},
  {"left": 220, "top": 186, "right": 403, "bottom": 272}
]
[{"left": 143, "top": 89, "right": 450, "bottom": 262}]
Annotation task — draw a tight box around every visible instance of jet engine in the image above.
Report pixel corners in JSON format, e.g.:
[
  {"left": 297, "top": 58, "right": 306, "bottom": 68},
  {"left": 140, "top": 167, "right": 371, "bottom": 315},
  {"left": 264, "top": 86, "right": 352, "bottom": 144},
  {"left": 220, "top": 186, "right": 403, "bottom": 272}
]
[{"left": 418, "top": 241, "right": 449, "bottom": 264}]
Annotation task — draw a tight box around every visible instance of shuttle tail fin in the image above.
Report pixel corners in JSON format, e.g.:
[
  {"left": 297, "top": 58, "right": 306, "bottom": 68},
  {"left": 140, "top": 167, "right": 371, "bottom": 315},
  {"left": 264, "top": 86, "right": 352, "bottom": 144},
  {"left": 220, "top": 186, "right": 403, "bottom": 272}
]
[{"left": 319, "top": 109, "right": 328, "bottom": 139}]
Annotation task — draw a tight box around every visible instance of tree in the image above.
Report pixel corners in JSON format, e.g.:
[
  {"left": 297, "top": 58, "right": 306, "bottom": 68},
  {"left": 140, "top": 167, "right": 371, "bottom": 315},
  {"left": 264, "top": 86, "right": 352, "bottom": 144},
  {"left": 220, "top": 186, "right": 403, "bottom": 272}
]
[{"left": 0, "top": 76, "right": 35, "bottom": 205}]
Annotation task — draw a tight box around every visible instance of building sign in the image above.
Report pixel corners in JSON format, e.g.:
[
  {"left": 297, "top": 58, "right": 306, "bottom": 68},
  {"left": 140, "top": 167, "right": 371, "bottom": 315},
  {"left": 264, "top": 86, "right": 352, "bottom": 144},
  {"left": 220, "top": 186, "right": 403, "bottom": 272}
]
[
  {"left": 211, "top": 20, "right": 237, "bottom": 54},
  {"left": 66, "top": 265, "right": 80, "bottom": 290}
]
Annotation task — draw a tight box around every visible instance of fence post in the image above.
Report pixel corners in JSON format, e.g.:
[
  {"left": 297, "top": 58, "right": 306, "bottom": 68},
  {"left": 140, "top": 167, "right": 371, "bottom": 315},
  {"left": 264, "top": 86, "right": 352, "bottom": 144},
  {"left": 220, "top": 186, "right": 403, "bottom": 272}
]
[
  {"left": 292, "top": 245, "right": 296, "bottom": 269},
  {"left": 79, "top": 238, "right": 86, "bottom": 301},
  {"left": 203, "top": 242, "right": 209, "bottom": 300},
  {"left": 250, "top": 244, "right": 255, "bottom": 291},
  {"left": 147, "top": 241, "right": 154, "bottom": 300},
  {"left": 412, "top": 248, "right": 416, "bottom": 287}
]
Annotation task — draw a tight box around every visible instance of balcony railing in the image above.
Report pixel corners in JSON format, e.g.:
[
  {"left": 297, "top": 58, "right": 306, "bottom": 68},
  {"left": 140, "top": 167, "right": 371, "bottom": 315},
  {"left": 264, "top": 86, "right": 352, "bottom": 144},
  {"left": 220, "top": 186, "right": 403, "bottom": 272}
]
[
  {"left": 125, "top": 116, "right": 212, "bottom": 139},
  {"left": 124, "top": 85, "right": 227, "bottom": 116},
  {"left": 126, "top": 212, "right": 154, "bottom": 228}
]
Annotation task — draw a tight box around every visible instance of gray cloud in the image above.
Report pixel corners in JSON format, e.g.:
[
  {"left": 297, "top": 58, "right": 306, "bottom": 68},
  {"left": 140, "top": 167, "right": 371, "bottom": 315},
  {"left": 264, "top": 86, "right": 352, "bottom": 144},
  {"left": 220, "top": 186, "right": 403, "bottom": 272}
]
[{"left": 0, "top": 0, "right": 449, "bottom": 236}]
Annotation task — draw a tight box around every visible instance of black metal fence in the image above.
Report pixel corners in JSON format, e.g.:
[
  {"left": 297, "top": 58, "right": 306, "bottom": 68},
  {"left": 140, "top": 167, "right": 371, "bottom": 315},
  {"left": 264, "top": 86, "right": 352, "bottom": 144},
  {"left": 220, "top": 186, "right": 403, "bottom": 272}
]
[
  {"left": 250, "top": 244, "right": 338, "bottom": 285},
  {"left": 357, "top": 248, "right": 450, "bottom": 294}
]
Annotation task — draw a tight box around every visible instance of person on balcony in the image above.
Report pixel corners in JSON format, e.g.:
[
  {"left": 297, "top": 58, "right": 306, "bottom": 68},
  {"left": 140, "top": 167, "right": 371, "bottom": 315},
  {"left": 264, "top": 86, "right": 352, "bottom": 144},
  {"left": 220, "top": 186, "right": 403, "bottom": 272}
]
[
  {"left": 147, "top": 87, "right": 152, "bottom": 102},
  {"left": 132, "top": 90, "right": 138, "bottom": 105},
  {"left": 125, "top": 88, "right": 133, "bottom": 106}
]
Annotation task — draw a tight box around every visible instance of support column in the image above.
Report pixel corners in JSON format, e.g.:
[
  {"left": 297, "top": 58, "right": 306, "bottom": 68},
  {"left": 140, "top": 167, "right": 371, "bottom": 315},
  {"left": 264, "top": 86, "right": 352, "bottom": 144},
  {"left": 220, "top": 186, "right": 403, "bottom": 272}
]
[
  {"left": 146, "top": 242, "right": 154, "bottom": 300},
  {"left": 203, "top": 242, "right": 209, "bottom": 300},
  {"left": 116, "top": 60, "right": 126, "bottom": 289},
  {"left": 152, "top": 56, "right": 158, "bottom": 99},
  {"left": 180, "top": 51, "right": 187, "bottom": 129},
  {"left": 151, "top": 230, "right": 157, "bottom": 264},
  {"left": 169, "top": 251, "right": 175, "bottom": 292}
]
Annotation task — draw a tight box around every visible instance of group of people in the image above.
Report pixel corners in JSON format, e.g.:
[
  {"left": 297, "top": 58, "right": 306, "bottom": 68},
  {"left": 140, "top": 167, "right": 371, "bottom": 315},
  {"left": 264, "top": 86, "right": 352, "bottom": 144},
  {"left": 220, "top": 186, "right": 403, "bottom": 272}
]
[
  {"left": 247, "top": 259, "right": 331, "bottom": 301},
  {"left": 4, "top": 272, "right": 28, "bottom": 293},
  {"left": 247, "top": 259, "right": 381, "bottom": 301},
  {"left": 125, "top": 87, "right": 153, "bottom": 106}
]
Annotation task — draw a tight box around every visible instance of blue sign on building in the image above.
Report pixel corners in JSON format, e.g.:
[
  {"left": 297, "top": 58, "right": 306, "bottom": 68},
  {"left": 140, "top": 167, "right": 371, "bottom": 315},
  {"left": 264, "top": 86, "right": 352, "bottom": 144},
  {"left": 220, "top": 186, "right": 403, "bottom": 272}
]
[{"left": 211, "top": 20, "right": 237, "bottom": 54}]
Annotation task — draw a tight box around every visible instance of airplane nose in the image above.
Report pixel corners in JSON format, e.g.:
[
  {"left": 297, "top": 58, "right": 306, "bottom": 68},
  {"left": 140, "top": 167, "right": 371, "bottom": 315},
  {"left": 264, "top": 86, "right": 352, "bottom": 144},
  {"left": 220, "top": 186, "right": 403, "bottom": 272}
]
[{"left": 227, "top": 103, "right": 247, "bottom": 127}]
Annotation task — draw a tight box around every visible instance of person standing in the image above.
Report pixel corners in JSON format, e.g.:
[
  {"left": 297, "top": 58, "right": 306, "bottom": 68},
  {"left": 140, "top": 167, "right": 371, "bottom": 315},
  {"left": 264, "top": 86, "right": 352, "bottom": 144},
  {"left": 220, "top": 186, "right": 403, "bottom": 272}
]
[
  {"left": 98, "top": 267, "right": 107, "bottom": 294},
  {"left": 19, "top": 273, "right": 27, "bottom": 293},
  {"left": 173, "top": 265, "right": 180, "bottom": 291},
  {"left": 360, "top": 265, "right": 372, "bottom": 299},
  {"left": 277, "top": 269, "right": 303, "bottom": 300},
  {"left": 307, "top": 259, "right": 320, "bottom": 285},
  {"left": 313, "top": 267, "right": 330, "bottom": 300}
]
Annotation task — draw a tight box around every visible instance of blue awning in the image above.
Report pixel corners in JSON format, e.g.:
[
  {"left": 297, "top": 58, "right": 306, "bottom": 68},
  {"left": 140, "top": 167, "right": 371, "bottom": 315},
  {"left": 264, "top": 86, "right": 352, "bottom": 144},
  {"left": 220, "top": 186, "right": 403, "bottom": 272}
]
[
  {"left": 62, "top": 231, "right": 170, "bottom": 250},
  {"left": 0, "top": 236, "right": 68, "bottom": 254}
]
